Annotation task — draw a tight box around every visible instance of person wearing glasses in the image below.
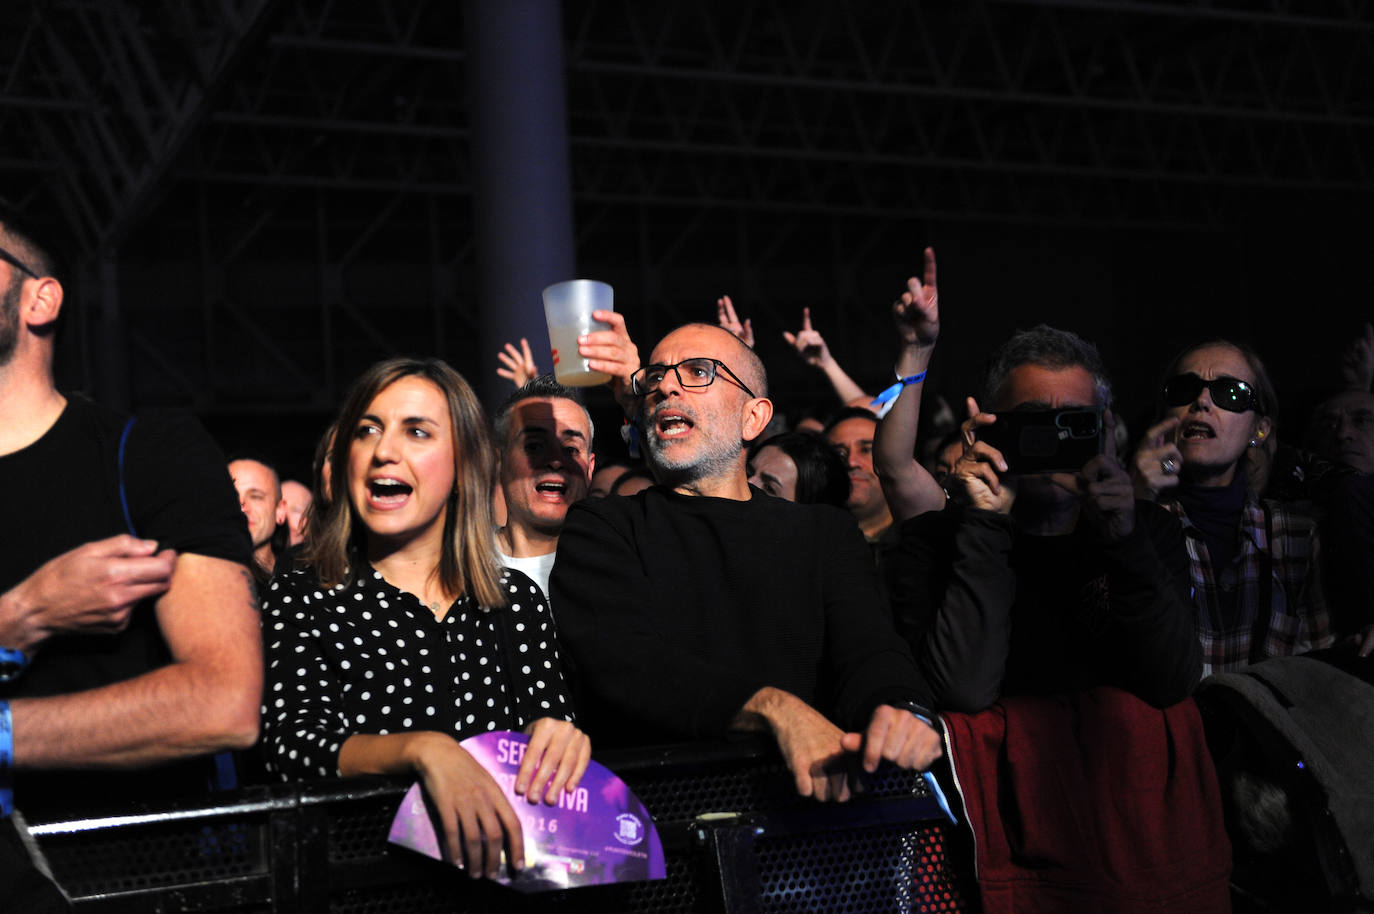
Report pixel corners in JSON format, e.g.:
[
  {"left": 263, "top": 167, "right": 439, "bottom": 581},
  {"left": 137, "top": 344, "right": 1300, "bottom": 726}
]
[
  {"left": 0, "top": 208, "right": 261, "bottom": 822},
  {"left": 551, "top": 323, "right": 942, "bottom": 803},
  {"left": 1130, "top": 340, "right": 1337, "bottom": 675}
]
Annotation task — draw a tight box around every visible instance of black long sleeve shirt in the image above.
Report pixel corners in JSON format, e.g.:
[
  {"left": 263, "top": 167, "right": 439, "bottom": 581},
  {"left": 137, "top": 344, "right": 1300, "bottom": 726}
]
[
  {"left": 550, "top": 486, "right": 935, "bottom": 746},
  {"left": 890, "top": 501, "right": 1201, "bottom": 713}
]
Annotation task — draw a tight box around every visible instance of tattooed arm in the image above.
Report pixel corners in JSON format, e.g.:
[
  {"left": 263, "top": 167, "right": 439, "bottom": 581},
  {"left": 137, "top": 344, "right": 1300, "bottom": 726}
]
[{"left": 10, "top": 554, "right": 262, "bottom": 768}]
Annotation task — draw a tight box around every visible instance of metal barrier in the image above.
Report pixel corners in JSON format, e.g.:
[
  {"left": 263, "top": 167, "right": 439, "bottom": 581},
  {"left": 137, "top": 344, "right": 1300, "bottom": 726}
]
[{"left": 27, "top": 739, "right": 973, "bottom": 913}]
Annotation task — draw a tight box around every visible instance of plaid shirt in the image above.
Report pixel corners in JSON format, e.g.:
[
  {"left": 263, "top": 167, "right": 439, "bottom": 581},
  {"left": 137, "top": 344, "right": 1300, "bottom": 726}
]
[{"left": 1164, "top": 495, "right": 1333, "bottom": 677}]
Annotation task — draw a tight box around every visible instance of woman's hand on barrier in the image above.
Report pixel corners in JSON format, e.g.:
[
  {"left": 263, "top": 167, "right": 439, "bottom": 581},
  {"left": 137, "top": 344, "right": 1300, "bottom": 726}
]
[
  {"left": 406, "top": 731, "right": 525, "bottom": 879},
  {"left": 517, "top": 717, "right": 592, "bottom": 805}
]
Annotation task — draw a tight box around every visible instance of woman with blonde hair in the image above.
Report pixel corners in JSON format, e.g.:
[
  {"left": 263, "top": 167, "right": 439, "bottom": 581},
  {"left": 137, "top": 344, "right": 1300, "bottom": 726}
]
[
  {"left": 1132, "top": 339, "right": 1334, "bottom": 676},
  {"left": 262, "top": 357, "right": 589, "bottom": 879}
]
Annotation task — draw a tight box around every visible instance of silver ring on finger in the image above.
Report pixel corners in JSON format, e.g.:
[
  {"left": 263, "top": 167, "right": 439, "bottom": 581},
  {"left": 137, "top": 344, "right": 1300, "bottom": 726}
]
[{"left": 1160, "top": 457, "right": 1178, "bottom": 475}]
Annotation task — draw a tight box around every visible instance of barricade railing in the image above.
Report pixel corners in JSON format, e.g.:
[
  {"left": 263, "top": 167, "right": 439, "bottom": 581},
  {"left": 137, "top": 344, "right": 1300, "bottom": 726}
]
[{"left": 27, "top": 738, "right": 972, "bottom": 913}]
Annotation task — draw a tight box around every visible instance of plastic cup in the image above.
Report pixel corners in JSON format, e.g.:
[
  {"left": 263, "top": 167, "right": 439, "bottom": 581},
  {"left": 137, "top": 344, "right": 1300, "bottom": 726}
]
[{"left": 542, "top": 280, "right": 614, "bottom": 387}]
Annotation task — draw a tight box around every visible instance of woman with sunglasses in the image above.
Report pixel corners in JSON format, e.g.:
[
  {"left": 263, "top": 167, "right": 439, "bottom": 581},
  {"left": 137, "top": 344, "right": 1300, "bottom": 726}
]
[
  {"left": 261, "top": 358, "right": 589, "bottom": 880},
  {"left": 1132, "top": 340, "right": 1334, "bottom": 676}
]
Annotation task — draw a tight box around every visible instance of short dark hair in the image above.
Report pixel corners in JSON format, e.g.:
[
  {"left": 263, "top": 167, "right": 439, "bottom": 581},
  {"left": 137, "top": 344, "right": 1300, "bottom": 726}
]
[
  {"left": 609, "top": 466, "right": 656, "bottom": 495},
  {"left": 226, "top": 451, "right": 282, "bottom": 482},
  {"left": 492, "top": 374, "right": 594, "bottom": 446},
  {"left": 821, "top": 406, "right": 878, "bottom": 438},
  {"left": 0, "top": 202, "right": 67, "bottom": 287},
  {"left": 980, "top": 324, "right": 1112, "bottom": 408},
  {"left": 309, "top": 420, "right": 337, "bottom": 501},
  {"left": 749, "top": 432, "right": 850, "bottom": 507}
]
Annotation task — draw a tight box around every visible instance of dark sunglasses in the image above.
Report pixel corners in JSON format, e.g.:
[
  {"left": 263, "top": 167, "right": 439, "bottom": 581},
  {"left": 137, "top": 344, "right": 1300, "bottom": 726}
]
[{"left": 1162, "top": 373, "right": 1261, "bottom": 413}]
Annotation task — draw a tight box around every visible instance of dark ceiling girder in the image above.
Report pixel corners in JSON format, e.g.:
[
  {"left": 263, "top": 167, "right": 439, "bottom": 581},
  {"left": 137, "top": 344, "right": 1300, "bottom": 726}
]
[{"left": 99, "top": 0, "right": 283, "bottom": 250}]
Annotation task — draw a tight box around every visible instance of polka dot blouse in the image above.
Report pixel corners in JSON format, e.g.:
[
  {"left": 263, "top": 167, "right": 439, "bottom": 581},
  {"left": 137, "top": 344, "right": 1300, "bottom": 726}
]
[{"left": 261, "top": 564, "right": 575, "bottom": 781}]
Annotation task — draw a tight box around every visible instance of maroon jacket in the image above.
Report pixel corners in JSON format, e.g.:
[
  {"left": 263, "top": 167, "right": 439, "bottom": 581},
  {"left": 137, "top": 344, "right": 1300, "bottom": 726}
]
[{"left": 941, "top": 688, "right": 1231, "bottom": 914}]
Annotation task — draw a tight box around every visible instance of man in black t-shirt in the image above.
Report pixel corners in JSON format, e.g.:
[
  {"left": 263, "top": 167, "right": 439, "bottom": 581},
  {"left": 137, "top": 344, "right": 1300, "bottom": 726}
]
[
  {"left": 0, "top": 210, "right": 261, "bottom": 820},
  {"left": 552, "top": 323, "right": 941, "bottom": 803}
]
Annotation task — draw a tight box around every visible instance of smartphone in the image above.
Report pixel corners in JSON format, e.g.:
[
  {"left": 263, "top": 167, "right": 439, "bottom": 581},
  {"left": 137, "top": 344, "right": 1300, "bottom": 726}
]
[{"left": 978, "top": 406, "right": 1104, "bottom": 475}]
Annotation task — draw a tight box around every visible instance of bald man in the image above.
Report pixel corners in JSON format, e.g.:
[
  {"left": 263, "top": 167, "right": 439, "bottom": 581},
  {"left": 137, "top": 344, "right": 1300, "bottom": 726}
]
[{"left": 552, "top": 323, "right": 941, "bottom": 802}]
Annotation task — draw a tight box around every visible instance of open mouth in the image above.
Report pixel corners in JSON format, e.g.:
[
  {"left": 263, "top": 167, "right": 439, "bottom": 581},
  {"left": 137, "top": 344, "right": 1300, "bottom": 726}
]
[
  {"left": 654, "top": 410, "right": 694, "bottom": 439},
  {"left": 368, "top": 477, "right": 413, "bottom": 504},
  {"left": 534, "top": 479, "right": 568, "bottom": 497},
  {"left": 1179, "top": 422, "right": 1215, "bottom": 441}
]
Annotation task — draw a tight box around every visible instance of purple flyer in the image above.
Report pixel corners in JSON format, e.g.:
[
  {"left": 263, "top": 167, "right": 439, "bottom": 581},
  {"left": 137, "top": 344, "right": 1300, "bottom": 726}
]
[{"left": 387, "top": 730, "right": 666, "bottom": 892}]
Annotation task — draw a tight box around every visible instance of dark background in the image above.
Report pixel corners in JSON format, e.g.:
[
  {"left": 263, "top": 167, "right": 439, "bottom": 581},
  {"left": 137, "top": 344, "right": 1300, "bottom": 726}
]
[{"left": 3, "top": 1, "right": 1369, "bottom": 480}]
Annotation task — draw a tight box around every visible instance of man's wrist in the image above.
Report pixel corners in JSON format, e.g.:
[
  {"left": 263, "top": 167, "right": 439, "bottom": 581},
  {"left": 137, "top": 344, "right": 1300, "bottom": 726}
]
[
  {"left": 735, "top": 686, "right": 793, "bottom": 732},
  {"left": 896, "top": 342, "right": 934, "bottom": 370},
  {"left": 888, "top": 699, "right": 937, "bottom": 727},
  {"left": 0, "top": 588, "right": 41, "bottom": 656}
]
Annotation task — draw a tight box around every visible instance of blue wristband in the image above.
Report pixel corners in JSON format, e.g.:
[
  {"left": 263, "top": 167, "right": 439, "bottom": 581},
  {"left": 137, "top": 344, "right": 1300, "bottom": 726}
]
[
  {"left": 0, "top": 700, "right": 13, "bottom": 815},
  {"left": 869, "top": 369, "right": 927, "bottom": 417},
  {"left": 0, "top": 646, "right": 28, "bottom": 683}
]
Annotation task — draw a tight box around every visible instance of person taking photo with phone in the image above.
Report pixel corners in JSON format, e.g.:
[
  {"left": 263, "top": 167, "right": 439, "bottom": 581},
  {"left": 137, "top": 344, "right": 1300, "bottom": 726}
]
[{"left": 879, "top": 314, "right": 1201, "bottom": 712}]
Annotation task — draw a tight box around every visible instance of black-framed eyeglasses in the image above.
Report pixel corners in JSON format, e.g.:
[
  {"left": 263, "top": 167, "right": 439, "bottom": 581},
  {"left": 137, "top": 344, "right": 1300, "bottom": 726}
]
[
  {"left": 1162, "top": 373, "right": 1261, "bottom": 414},
  {"left": 0, "top": 243, "right": 39, "bottom": 280},
  {"left": 631, "top": 358, "right": 757, "bottom": 399}
]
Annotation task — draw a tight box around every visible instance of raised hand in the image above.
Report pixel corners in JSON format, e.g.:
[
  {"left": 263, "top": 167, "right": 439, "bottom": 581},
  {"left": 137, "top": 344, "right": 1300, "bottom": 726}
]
[
  {"left": 782, "top": 308, "right": 835, "bottom": 369},
  {"left": 516, "top": 717, "right": 592, "bottom": 806},
  {"left": 1070, "top": 410, "right": 1136, "bottom": 542},
  {"left": 495, "top": 339, "right": 539, "bottom": 389},
  {"left": 716, "top": 295, "right": 754, "bottom": 348},
  {"left": 952, "top": 397, "right": 1016, "bottom": 514},
  {"left": 1, "top": 535, "right": 177, "bottom": 652},
  {"left": 578, "top": 310, "right": 641, "bottom": 416},
  {"left": 1130, "top": 416, "right": 1183, "bottom": 501},
  {"left": 893, "top": 247, "right": 940, "bottom": 349}
]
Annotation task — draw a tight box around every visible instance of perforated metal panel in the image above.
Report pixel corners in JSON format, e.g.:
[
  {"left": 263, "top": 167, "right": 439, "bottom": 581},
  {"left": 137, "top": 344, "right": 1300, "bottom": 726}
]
[
  {"left": 31, "top": 745, "right": 965, "bottom": 912},
  {"left": 42, "top": 818, "right": 266, "bottom": 897},
  {"left": 757, "top": 823, "right": 969, "bottom": 914},
  {"left": 327, "top": 797, "right": 399, "bottom": 864}
]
